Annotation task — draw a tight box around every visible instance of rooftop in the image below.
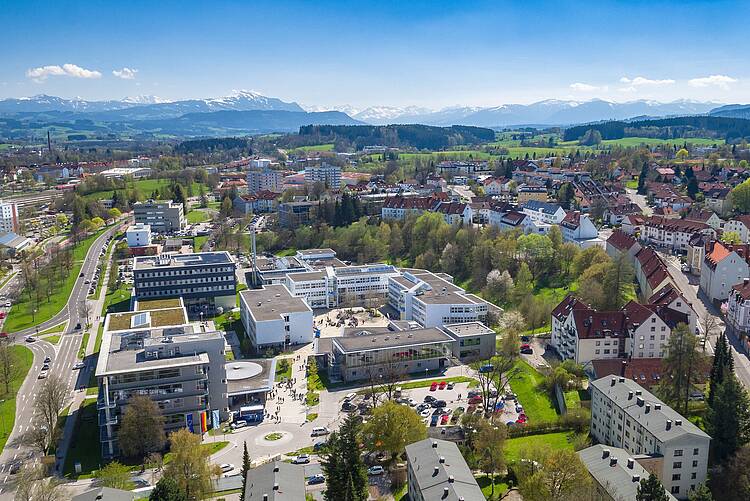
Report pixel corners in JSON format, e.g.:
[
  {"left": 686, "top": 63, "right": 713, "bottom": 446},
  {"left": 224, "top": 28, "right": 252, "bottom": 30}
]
[
  {"left": 107, "top": 307, "right": 187, "bottom": 331},
  {"left": 244, "top": 461, "right": 306, "bottom": 501},
  {"left": 134, "top": 251, "right": 234, "bottom": 270},
  {"left": 239, "top": 285, "right": 312, "bottom": 322},
  {"left": 405, "top": 438, "right": 484, "bottom": 501},
  {"left": 135, "top": 298, "right": 182, "bottom": 311},
  {"left": 442, "top": 322, "right": 495, "bottom": 338},
  {"left": 333, "top": 327, "right": 453, "bottom": 353}
]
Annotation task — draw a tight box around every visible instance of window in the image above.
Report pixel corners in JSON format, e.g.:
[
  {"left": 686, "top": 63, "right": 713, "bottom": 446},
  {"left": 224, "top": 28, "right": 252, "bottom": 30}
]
[
  {"left": 693, "top": 448, "right": 699, "bottom": 455},
  {"left": 671, "top": 486, "right": 680, "bottom": 494},
  {"left": 674, "top": 449, "right": 683, "bottom": 457},
  {"left": 673, "top": 461, "right": 682, "bottom": 469},
  {"left": 692, "top": 460, "right": 698, "bottom": 467},
  {"left": 672, "top": 474, "right": 681, "bottom": 481},
  {"left": 691, "top": 472, "right": 697, "bottom": 480}
]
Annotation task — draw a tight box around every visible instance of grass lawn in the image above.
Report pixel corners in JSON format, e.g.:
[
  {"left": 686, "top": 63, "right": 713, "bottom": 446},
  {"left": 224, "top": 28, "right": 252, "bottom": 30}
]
[
  {"left": 136, "top": 298, "right": 182, "bottom": 310},
  {"left": 186, "top": 210, "right": 210, "bottom": 224},
  {"left": 102, "top": 283, "right": 133, "bottom": 316},
  {"left": 78, "top": 331, "right": 90, "bottom": 359},
  {"left": 563, "top": 389, "right": 581, "bottom": 411},
  {"left": 275, "top": 359, "right": 292, "bottom": 382},
  {"left": 476, "top": 474, "right": 509, "bottom": 499},
  {"left": 508, "top": 360, "right": 557, "bottom": 422},
  {"left": 504, "top": 431, "right": 575, "bottom": 462},
  {"left": 625, "top": 179, "right": 639, "bottom": 189},
  {"left": 306, "top": 413, "right": 318, "bottom": 422},
  {"left": 39, "top": 322, "right": 66, "bottom": 335},
  {"left": 163, "top": 441, "right": 228, "bottom": 464},
  {"left": 4, "top": 228, "right": 108, "bottom": 333},
  {"left": 81, "top": 179, "right": 207, "bottom": 202},
  {"left": 193, "top": 235, "right": 209, "bottom": 252},
  {"left": 45, "top": 335, "right": 61, "bottom": 345},
  {"left": 63, "top": 400, "right": 102, "bottom": 477},
  {"left": 288, "top": 143, "right": 334, "bottom": 153},
  {"left": 0, "top": 345, "right": 33, "bottom": 454}
]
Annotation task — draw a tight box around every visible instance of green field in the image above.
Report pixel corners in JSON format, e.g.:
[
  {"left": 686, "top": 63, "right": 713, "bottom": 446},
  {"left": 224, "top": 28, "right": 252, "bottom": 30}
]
[
  {"left": 39, "top": 322, "right": 66, "bottom": 335},
  {"left": 4, "top": 228, "right": 109, "bottom": 333},
  {"left": 0, "top": 346, "right": 34, "bottom": 454},
  {"left": 81, "top": 179, "right": 206, "bottom": 202},
  {"left": 508, "top": 361, "right": 557, "bottom": 422},
  {"left": 193, "top": 235, "right": 209, "bottom": 252},
  {"left": 504, "top": 431, "right": 575, "bottom": 462},
  {"left": 600, "top": 136, "right": 723, "bottom": 148},
  {"left": 288, "top": 143, "right": 335, "bottom": 153},
  {"left": 186, "top": 209, "right": 210, "bottom": 224}
]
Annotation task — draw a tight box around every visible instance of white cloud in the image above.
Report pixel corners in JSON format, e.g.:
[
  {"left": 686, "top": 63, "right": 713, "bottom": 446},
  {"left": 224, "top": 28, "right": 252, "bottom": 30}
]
[
  {"left": 26, "top": 63, "right": 102, "bottom": 82},
  {"left": 619, "top": 76, "right": 675, "bottom": 87},
  {"left": 688, "top": 74, "right": 737, "bottom": 89},
  {"left": 618, "top": 86, "right": 637, "bottom": 93},
  {"left": 570, "top": 82, "right": 603, "bottom": 92},
  {"left": 112, "top": 67, "right": 138, "bottom": 80}
]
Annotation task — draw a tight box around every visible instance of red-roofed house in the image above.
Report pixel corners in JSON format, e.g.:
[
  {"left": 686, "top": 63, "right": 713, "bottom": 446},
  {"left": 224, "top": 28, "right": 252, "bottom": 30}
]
[
  {"left": 648, "top": 283, "right": 697, "bottom": 333},
  {"left": 606, "top": 229, "right": 642, "bottom": 260},
  {"left": 642, "top": 216, "right": 716, "bottom": 252},
  {"left": 433, "top": 201, "right": 472, "bottom": 225},
  {"left": 588, "top": 358, "right": 666, "bottom": 390},
  {"left": 700, "top": 240, "right": 750, "bottom": 303}
]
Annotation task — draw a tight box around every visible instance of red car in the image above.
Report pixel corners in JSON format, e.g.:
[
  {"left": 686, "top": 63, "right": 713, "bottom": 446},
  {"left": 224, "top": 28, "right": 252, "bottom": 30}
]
[
  {"left": 0, "top": 312, "right": 6, "bottom": 319},
  {"left": 438, "top": 381, "right": 447, "bottom": 390},
  {"left": 430, "top": 382, "right": 438, "bottom": 391},
  {"left": 468, "top": 395, "right": 483, "bottom": 404},
  {"left": 0, "top": 332, "right": 7, "bottom": 339},
  {"left": 516, "top": 415, "right": 528, "bottom": 424},
  {"left": 440, "top": 414, "right": 450, "bottom": 425}
]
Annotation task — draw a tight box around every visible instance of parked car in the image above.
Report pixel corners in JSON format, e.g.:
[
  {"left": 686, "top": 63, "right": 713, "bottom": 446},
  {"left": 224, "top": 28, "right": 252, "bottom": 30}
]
[
  {"left": 37, "top": 371, "right": 47, "bottom": 379},
  {"left": 311, "top": 427, "right": 330, "bottom": 437},
  {"left": 308, "top": 474, "right": 325, "bottom": 485},
  {"left": 440, "top": 414, "right": 450, "bottom": 425},
  {"left": 220, "top": 464, "right": 234, "bottom": 473},
  {"left": 230, "top": 420, "right": 247, "bottom": 430},
  {"left": 420, "top": 408, "right": 432, "bottom": 418},
  {"left": 367, "top": 466, "right": 385, "bottom": 476},
  {"left": 44, "top": 356, "right": 51, "bottom": 363},
  {"left": 0, "top": 332, "right": 8, "bottom": 339},
  {"left": 432, "top": 400, "right": 447, "bottom": 408},
  {"left": 478, "top": 364, "right": 494, "bottom": 373},
  {"left": 520, "top": 346, "right": 533, "bottom": 355},
  {"left": 446, "top": 382, "right": 455, "bottom": 390},
  {"left": 313, "top": 441, "right": 327, "bottom": 451},
  {"left": 438, "top": 381, "right": 447, "bottom": 390},
  {"left": 0, "top": 312, "right": 6, "bottom": 319},
  {"left": 429, "top": 382, "right": 438, "bottom": 391},
  {"left": 468, "top": 395, "right": 483, "bottom": 404},
  {"left": 73, "top": 362, "right": 85, "bottom": 370},
  {"left": 407, "top": 398, "right": 418, "bottom": 407},
  {"left": 292, "top": 454, "right": 310, "bottom": 464},
  {"left": 423, "top": 395, "right": 436, "bottom": 403},
  {"left": 430, "top": 414, "right": 440, "bottom": 427}
]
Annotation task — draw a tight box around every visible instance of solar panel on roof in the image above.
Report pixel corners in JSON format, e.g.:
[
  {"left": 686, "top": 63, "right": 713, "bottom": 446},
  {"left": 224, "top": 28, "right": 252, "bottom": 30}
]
[{"left": 131, "top": 312, "right": 150, "bottom": 328}]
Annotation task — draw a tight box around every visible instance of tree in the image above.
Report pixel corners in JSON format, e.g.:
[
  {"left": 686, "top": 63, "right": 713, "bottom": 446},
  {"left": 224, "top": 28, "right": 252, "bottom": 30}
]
[
  {"left": 637, "top": 161, "right": 649, "bottom": 195},
  {"left": 706, "top": 373, "right": 750, "bottom": 463},
  {"left": 688, "top": 483, "right": 713, "bottom": 501},
  {"left": 107, "top": 208, "right": 122, "bottom": 220},
  {"left": 162, "top": 429, "right": 219, "bottom": 501},
  {"left": 149, "top": 476, "right": 187, "bottom": 501},
  {"left": 579, "top": 129, "right": 602, "bottom": 146},
  {"left": 322, "top": 415, "right": 368, "bottom": 501},
  {"left": 361, "top": 401, "right": 426, "bottom": 461},
  {"left": 14, "top": 463, "right": 68, "bottom": 501},
  {"left": 708, "top": 332, "right": 733, "bottom": 404},
  {"left": 95, "top": 461, "right": 134, "bottom": 490},
  {"left": 33, "top": 374, "right": 68, "bottom": 454},
  {"left": 657, "top": 323, "right": 706, "bottom": 415},
  {"left": 722, "top": 231, "right": 743, "bottom": 245},
  {"left": 513, "top": 262, "right": 533, "bottom": 303},
  {"left": 601, "top": 253, "right": 635, "bottom": 310},
  {"left": 0, "top": 341, "right": 20, "bottom": 394},
  {"left": 485, "top": 269, "right": 513, "bottom": 303},
  {"left": 473, "top": 420, "right": 506, "bottom": 497},
  {"left": 220, "top": 197, "right": 233, "bottom": 217},
  {"left": 516, "top": 445, "right": 591, "bottom": 501},
  {"left": 471, "top": 353, "right": 519, "bottom": 412},
  {"left": 636, "top": 473, "right": 669, "bottom": 501},
  {"left": 78, "top": 300, "right": 93, "bottom": 327},
  {"left": 731, "top": 180, "right": 750, "bottom": 214},
  {"left": 711, "top": 445, "right": 750, "bottom": 501},
  {"left": 676, "top": 148, "right": 690, "bottom": 161},
  {"left": 241, "top": 441, "right": 250, "bottom": 500},
  {"left": 118, "top": 395, "right": 166, "bottom": 463}
]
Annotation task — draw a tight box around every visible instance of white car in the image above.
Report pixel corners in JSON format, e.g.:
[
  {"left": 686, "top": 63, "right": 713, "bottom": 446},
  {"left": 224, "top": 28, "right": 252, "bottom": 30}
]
[
  {"left": 220, "top": 463, "right": 234, "bottom": 473},
  {"left": 73, "top": 362, "right": 85, "bottom": 370},
  {"left": 408, "top": 398, "right": 418, "bottom": 407},
  {"left": 367, "top": 466, "right": 385, "bottom": 476},
  {"left": 420, "top": 409, "right": 431, "bottom": 418},
  {"left": 230, "top": 420, "right": 247, "bottom": 430},
  {"left": 5, "top": 301, "right": 11, "bottom": 308},
  {"left": 292, "top": 454, "right": 310, "bottom": 464}
]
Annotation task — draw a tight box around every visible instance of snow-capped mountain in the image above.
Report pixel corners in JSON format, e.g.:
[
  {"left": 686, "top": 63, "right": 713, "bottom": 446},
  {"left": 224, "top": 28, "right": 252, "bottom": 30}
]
[{"left": 122, "top": 95, "right": 172, "bottom": 105}]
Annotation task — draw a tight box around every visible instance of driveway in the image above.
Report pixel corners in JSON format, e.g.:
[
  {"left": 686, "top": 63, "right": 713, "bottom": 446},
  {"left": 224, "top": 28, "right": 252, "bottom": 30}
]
[{"left": 625, "top": 188, "right": 652, "bottom": 216}]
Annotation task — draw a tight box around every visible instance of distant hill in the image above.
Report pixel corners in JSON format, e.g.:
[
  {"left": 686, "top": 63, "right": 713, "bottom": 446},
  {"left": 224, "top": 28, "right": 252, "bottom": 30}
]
[
  {"left": 709, "top": 104, "right": 750, "bottom": 120},
  {"left": 563, "top": 115, "right": 750, "bottom": 142}
]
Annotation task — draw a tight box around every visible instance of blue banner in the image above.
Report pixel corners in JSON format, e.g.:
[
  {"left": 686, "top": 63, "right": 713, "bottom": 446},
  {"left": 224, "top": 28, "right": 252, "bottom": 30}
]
[
  {"left": 186, "top": 413, "right": 194, "bottom": 433},
  {"left": 212, "top": 410, "right": 220, "bottom": 429}
]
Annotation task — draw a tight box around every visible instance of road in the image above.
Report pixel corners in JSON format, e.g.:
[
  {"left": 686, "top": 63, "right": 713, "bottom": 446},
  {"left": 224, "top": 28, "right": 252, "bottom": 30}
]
[
  {"left": 0, "top": 224, "right": 121, "bottom": 496},
  {"left": 660, "top": 252, "right": 750, "bottom": 389},
  {"left": 625, "top": 188, "right": 653, "bottom": 216}
]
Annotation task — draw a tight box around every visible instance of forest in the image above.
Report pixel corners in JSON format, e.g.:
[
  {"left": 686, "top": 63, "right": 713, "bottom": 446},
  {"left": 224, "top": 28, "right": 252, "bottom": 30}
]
[{"left": 563, "top": 116, "right": 750, "bottom": 142}]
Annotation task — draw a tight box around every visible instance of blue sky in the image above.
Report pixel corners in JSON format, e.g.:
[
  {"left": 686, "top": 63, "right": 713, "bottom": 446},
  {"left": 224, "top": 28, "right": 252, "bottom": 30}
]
[{"left": 1, "top": 0, "right": 748, "bottom": 108}]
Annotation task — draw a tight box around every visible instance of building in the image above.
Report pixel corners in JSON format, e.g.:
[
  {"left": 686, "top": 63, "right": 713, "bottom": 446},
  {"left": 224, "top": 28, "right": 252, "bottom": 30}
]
[
  {"left": 522, "top": 200, "right": 567, "bottom": 227},
  {"left": 388, "top": 269, "right": 497, "bottom": 328},
  {"left": 642, "top": 216, "right": 715, "bottom": 253},
  {"left": 405, "top": 438, "right": 484, "bottom": 501},
  {"left": 699, "top": 240, "right": 750, "bottom": 303},
  {"left": 726, "top": 278, "right": 750, "bottom": 340},
  {"left": 0, "top": 232, "right": 31, "bottom": 255},
  {"left": 72, "top": 487, "right": 136, "bottom": 501},
  {"left": 234, "top": 191, "right": 279, "bottom": 214},
  {"left": 133, "top": 200, "right": 185, "bottom": 233},
  {"left": 0, "top": 200, "right": 19, "bottom": 233},
  {"left": 278, "top": 201, "right": 318, "bottom": 228},
  {"left": 433, "top": 202, "right": 471, "bottom": 226},
  {"left": 587, "top": 358, "right": 666, "bottom": 390},
  {"left": 517, "top": 185, "right": 548, "bottom": 204},
  {"left": 441, "top": 322, "right": 496, "bottom": 361},
  {"left": 239, "top": 285, "right": 314, "bottom": 350},
  {"left": 561, "top": 211, "right": 602, "bottom": 248},
  {"left": 633, "top": 247, "right": 675, "bottom": 300},
  {"left": 381, "top": 195, "right": 441, "bottom": 221},
  {"left": 723, "top": 215, "right": 750, "bottom": 243},
  {"left": 95, "top": 299, "right": 227, "bottom": 459},
  {"left": 243, "top": 461, "right": 306, "bottom": 500},
  {"left": 99, "top": 167, "right": 152, "bottom": 179},
  {"left": 246, "top": 168, "right": 282, "bottom": 194},
  {"left": 126, "top": 223, "right": 152, "bottom": 248},
  {"left": 590, "top": 376, "right": 710, "bottom": 498},
  {"left": 249, "top": 158, "right": 273, "bottom": 170},
  {"left": 606, "top": 229, "right": 642, "bottom": 260},
  {"left": 305, "top": 163, "right": 341, "bottom": 189},
  {"left": 647, "top": 284, "right": 697, "bottom": 334},
  {"left": 133, "top": 251, "right": 237, "bottom": 313},
  {"left": 703, "top": 186, "right": 731, "bottom": 216},
  {"left": 578, "top": 444, "right": 677, "bottom": 501}
]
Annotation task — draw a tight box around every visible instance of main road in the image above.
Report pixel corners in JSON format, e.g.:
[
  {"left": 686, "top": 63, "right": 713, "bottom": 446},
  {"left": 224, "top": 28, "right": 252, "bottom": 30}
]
[{"left": 0, "top": 223, "right": 124, "bottom": 494}]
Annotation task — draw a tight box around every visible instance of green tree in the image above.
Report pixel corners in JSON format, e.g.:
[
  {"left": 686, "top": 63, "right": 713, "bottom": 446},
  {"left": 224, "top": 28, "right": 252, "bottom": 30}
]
[
  {"left": 241, "top": 441, "right": 250, "bottom": 499},
  {"left": 657, "top": 323, "right": 707, "bottom": 415},
  {"left": 361, "top": 401, "right": 427, "bottom": 461},
  {"left": 107, "top": 208, "right": 122, "bottom": 220},
  {"left": 579, "top": 129, "right": 602, "bottom": 146},
  {"left": 706, "top": 373, "right": 750, "bottom": 463},
  {"left": 602, "top": 253, "right": 635, "bottom": 309},
  {"left": 636, "top": 473, "right": 669, "bottom": 501},
  {"left": 517, "top": 445, "right": 591, "bottom": 501},
  {"left": 637, "top": 161, "right": 649, "bottom": 195},
  {"left": 711, "top": 445, "right": 750, "bottom": 501},
  {"left": 473, "top": 421, "right": 506, "bottom": 497},
  {"left": 118, "top": 395, "right": 166, "bottom": 464},
  {"left": 731, "top": 180, "right": 750, "bottom": 214},
  {"left": 95, "top": 461, "right": 133, "bottom": 490},
  {"left": 513, "top": 262, "right": 533, "bottom": 303},
  {"left": 688, "top": 483, "right": 713, "bottom": 501},
  {"left": 321, "top": 415, "right": 368, "bottom": 501},
  {"left": 163, "top": 429, "right": 219, "bottom": 500},
  {"left": 220, "top": 197, "right": 233, "bottom": 217},
  {"left": 676, "top": 148, "right": 690, "bottom": 161},
  {"left": 149, "top": 476, "right": 187, "bottom": 501},
  {"left": 721, "top": 231, "right": 743, "bottom": 245},
  {"left": 709, "top": 332, "right": 734, "bottom": 405}
]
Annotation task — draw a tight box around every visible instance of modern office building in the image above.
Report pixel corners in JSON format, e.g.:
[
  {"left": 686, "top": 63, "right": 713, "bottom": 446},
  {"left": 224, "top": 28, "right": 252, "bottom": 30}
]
[
  {"left": 278, "top": 201, "right": 318, "bottom": 228},
  {"left": 304, "top": 163, "right": 341, "bottom": 189},
  {"left": 0, "top": 200, "right": 19, "bottom": 233},
  {"left": 442, "top": 322, "right": 496, "bottom": 361},
  {"left": 243, "top": 461, "right": 306, "bottom": 500},
  {"left": 95, "top": 299, "right": 228, "bottom": 459},
  {"left": 578, "top": 444, "right": 678, "bottom": 501},
  {"left": 405, "top": 438, "right": 484, "bottom": 501},
  {"left": 133, "top": 251, "right": 237, "bottom": 313},
  {"left": 126, "top": 223, "right": 152, "bottom": 248},
  {"left": 247, "top": 168, "right": 282, "bottom": 194},
  {"left": 133, "top": 199, "right": 185, "bottom": 233},
  {"left": 239, "top": 285, "right": 314, "bottom": 350},
  {"left": 590, "top": 376, "right": 710, "bottom": 499}
]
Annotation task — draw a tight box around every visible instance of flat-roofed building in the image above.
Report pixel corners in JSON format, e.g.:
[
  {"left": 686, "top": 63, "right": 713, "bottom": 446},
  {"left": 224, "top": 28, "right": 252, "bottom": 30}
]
[
  {"left": 133, "top": 251, "right": 237, "bottom": 313},
  {"left": 305, "top": 163, "right": 341, "bottom": 189},
  {"left": 133, "top": 199, "right": 185, "bottom": 233},
  {"left": 246, "top": 168, "right": 282, "bottom": 194},
  {"left": 590, "top": 376, "right": 710, "bottom": 499},
  {"left": 126, "top": 223, "right": 151, "bottom": 248},
  {"left": 441, "top": 322, "right": 496, "bottom": 361},
  {"left": 239, "top": 285, "right": 314, "bottom": 350},
  {"left": 95, "top": 299, "right": 227, "bottom": 459},
  {"left": 405, "top": 438, "right": 484, "bottom": 501},
  {"left": 244, "top": 461, "right": 306, "bottom": 500}
]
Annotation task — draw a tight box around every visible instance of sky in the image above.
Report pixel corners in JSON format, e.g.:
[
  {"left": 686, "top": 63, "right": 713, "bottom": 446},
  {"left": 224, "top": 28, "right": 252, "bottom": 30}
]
[{"left": 1, "top": 0, "right": 749, "bottom": 109}]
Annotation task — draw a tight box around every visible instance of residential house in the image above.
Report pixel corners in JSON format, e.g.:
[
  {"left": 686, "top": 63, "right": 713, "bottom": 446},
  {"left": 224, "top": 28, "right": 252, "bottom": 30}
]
[
  {"left": 560, "top": 211, "right": 602, "bottom": 248},
  {"left": 699, "top": 240, "right": 750, "bottom": 303},
  {"left": 642, "top": 216, "right": 716, "bottom": 253},
  {"left": 726, "top": 278, "right": 750, "bottom": 348},
  {"left": 723, "top": 215, "right": 750, "bottom": 243},
  {"left": 405, "top": 438, "right": 484, "bottom": 501},
  {"left": 648, "top": 284, "right": 697, "bottom": 334},
  {"left": 606, "top": 229, "right": 642, "bottom": 261},
  {"left": 684, "top": 209, "right": 723, "bottom": 231},
  {"left": 703, "top": 186, "right": 731, "bottom": 216}
]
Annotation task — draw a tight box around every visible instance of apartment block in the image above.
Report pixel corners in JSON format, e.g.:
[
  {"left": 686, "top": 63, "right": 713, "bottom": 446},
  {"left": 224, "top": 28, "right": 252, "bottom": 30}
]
[
  {"left": 246, "top": 168, "right": 282, "bottom": 194},
  {"left": 0, "top": 200, "right": 19, "bottom": 233},
  {"left": 304, "top": 163, "right": 341, "bottom": 189},
  {"left": 95, "top": 299, "right": 227, "bottom": 459},
  {"left": 405, "top": 438, "right": 484, "bottom": 501},
  {"left": 590, "top": 377, "right": 710, "bottom": 499},
  {"left": 133, "top": 199, "right": 185, "bottom": 233},
  {"left": 126, "top": 223, "right": 152, "bottom": 248},
  {"left": 133, "top": 251, "right": 237, "bottom": 312}
]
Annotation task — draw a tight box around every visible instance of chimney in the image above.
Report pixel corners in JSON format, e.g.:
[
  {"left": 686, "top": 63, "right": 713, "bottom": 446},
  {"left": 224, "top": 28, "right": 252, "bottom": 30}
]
[
  {"left": 635, "top": 390, "right": 642, "bottom": 396},
  {"left": 654, "top": 403, "right": 662, "bottom": 410},
  {"left": 433, "top": 466, "right": 440, "bottom": 476},
  {"left": 610, "top": 457, "right": 618, "bottom": 467},
  {"left": 432, "top": 441, "right": 438, "bottom": 448},
  {"left": 637, "top": 397, "right": 644, "bottom": 406},
  {"left": 448, "top": 475, "right": 455, "bottom": 483},
  {"left": 273, "top": 465, "right": 279, "bottom": 473},
  {"left": 443, "top": 487, "right": 450, "bottom": 498},
  {"left": 666, "top": 420, "right": 672, "bottom": 430},
  {"left": 627, "top": 458, "right": 635, "bottom": 469},
  {"left": 610, "top": 377, "right": 616, "bottom": 387},
  {"left": 621, "top": 360, "right": 628, "bottom": 377},
  {"left": 632, "top": 475, "right": 641, "bottom": 482},
  {"left": 645, "top": 403, "right": 651, "bottom": 413},
  {"left": 628, "top": 391, "right": 634, "bottom": 400},
  {"left": 619, "top": 377, "right": 625, "bottom": 383},
  {"left": 602, "top": 449, "right": 610, "bottom": 459},
  {"left": 273, "top": 483, "right": 279, "bottom": 491}
]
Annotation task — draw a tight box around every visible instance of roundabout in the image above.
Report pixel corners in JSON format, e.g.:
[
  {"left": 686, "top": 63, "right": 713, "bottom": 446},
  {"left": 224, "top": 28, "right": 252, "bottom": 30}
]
[{"left": 256, "top": 430, "right": 293, "bottom": 446}]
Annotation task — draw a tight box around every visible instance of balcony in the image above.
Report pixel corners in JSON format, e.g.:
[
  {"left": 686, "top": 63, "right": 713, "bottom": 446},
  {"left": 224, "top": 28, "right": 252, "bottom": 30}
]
[
  {"left": 97, "top": 397, "right": 117, "bottom": 410},
  {"left": 98, "top": 412, "right": 119, "bottom": 427}
]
